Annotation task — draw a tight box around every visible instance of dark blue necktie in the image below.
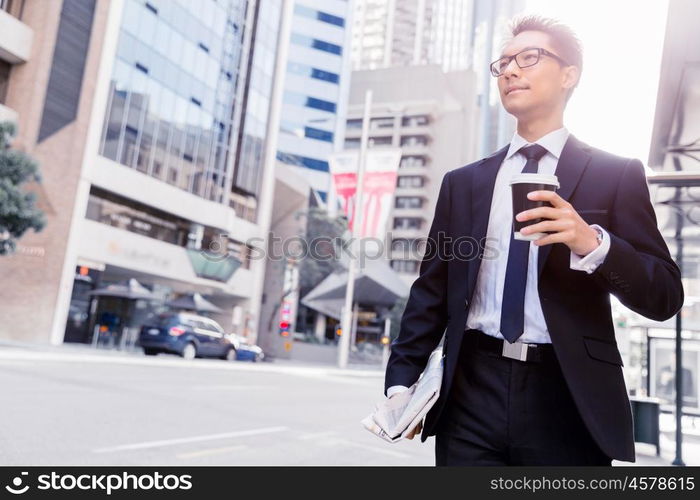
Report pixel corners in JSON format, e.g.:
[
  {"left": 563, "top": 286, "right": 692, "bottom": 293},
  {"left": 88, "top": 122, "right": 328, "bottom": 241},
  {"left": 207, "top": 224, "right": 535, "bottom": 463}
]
[{"left": 499, "top": 143, "right": 548, "bottom": 343}]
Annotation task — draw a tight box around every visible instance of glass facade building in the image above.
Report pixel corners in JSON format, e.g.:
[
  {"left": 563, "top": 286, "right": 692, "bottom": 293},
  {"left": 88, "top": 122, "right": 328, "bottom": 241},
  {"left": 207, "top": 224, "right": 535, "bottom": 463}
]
[
  {"left": 99, "top": 0, "right": 247, "bottom": 204},
  {"left": 275, "top": 0, "right": 351, "bottom": 200},
  {"left": 231, "top": 0, "right": 282, "bottom": 203}
]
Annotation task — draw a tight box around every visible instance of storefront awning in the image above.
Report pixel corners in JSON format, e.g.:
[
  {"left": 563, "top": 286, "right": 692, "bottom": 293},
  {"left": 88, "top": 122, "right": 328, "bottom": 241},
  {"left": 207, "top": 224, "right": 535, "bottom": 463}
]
[{"left": 300, "top": 259, "right": 409, "bottom": 320}]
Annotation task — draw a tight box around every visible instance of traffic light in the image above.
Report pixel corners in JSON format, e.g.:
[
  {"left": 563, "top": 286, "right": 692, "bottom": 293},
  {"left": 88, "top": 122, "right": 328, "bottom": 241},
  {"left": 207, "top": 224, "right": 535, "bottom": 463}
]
[{"left": 279, "top": 320, "right": 290, "bottom": 337}]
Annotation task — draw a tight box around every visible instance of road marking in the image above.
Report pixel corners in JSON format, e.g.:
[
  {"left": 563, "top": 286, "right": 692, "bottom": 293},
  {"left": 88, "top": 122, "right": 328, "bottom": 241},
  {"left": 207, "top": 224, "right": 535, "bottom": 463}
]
[
  {"left": 176, "top": 445, "right": 248, "bottom": 459},
  {"left": 187, "top": 385, "right": 269, "bottom": 391},
  {"left": 297, "top": 431, "right": 337, "bottom": 440},
  {"left": 93, "top": 426, "right": 289, "bottom": 453}
]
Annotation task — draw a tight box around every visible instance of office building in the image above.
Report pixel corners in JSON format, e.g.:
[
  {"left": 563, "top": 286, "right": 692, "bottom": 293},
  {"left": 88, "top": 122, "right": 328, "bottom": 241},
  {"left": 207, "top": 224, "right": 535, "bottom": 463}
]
[
  {"left": 345, "top": 64, "right": 477, "bottom": 283},
  {"left": 351, "top": 0, "right": 473, "bottom": 71},
  {"left": 0, "top": 0, "right": 285, "bottom": 346},
  {"left": 276, "top": 0, "right": 353, "bottom": 204}
]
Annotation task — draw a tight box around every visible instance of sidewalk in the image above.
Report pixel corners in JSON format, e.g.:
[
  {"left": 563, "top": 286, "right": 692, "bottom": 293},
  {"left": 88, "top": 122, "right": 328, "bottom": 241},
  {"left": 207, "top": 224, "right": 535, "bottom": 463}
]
[
  {"left": 616, "top": 436, "right": 700, "bottom": 466},
  {"left": 0, "top": 338, "right": 385, "bottom": 378}
]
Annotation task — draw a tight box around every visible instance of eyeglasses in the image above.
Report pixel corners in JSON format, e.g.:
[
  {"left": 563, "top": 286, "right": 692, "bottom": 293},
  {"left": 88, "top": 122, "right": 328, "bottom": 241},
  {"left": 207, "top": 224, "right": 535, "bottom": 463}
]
[{"left": 489, "top": 47, "right": 569, "bottom": 77}]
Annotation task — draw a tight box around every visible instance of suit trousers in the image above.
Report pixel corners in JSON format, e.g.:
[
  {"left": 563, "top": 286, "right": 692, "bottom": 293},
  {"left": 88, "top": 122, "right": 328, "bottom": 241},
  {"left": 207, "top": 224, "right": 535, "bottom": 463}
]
[{"left": 435, "top": 329, "right": 612, "bottom": 466}]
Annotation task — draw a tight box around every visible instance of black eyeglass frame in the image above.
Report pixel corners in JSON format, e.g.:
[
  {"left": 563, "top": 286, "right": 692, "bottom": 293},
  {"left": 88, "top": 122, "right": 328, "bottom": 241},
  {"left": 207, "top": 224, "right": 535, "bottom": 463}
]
[{"left": 489, "top": 47, "right": 570, "bottom": 77}]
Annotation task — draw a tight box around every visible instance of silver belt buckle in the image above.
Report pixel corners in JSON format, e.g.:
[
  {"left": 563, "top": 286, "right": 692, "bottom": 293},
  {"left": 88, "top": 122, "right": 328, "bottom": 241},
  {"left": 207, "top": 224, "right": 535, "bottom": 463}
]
[{"left": 502, "top": 340, "right": 530, "bottom": 361}]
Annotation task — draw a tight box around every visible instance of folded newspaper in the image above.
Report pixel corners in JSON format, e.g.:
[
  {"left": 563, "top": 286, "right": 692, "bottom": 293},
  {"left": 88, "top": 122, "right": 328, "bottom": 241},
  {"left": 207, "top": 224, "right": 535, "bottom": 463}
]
[{"left": 361, "top": 348, "right": 444, "bottom": 443}]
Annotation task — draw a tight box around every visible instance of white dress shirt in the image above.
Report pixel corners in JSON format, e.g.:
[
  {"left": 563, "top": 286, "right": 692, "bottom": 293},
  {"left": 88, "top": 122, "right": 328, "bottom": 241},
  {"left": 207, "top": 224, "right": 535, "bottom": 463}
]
[{"left": 387, "top": 127, "right": 611, "bottom": 398}]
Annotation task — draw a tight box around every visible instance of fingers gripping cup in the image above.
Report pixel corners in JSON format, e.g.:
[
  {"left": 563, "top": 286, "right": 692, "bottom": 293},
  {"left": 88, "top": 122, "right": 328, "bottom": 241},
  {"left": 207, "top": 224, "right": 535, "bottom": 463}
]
[{"left": 509, "top": 173, "right": 560, "bottom": 241}]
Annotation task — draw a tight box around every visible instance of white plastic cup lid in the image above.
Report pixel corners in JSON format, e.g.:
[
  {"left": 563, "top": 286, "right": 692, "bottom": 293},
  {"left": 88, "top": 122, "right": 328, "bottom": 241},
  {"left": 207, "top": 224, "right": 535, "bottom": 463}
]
[{"left": 510, "top": 173, "right": 559, "bottom": 188}]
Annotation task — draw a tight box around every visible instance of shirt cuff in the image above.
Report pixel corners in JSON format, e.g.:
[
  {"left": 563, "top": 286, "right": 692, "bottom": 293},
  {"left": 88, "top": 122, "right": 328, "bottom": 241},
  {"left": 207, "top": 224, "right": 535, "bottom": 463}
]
[
  {"left": 569, "top": 224, "right": 610, "bottom": 274},
  {"left": 387, "top": 385, "right": 409, "bottom": 398}
]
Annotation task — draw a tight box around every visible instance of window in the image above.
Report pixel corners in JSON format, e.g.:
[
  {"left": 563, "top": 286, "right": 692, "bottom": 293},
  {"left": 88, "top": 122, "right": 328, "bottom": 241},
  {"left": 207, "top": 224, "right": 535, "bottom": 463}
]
[
  {"left": 225, "top": 239, "right": 252, "bottom": 270},
  {"left": 344, "top": 138, "right": 360, "bottom": 149},
  {"left": 310, "top": 68, "right": 339, "bottom": 84},
  {"left": 402, "top": 115, "right": 430, "bottom": 127},
  {"left": 287, "top": 62, "right": 340, "bottom": 84},
  {"left": 294, "top": 5, "right": 345, "bottom": 27},
  {"left": 276, "top": 151, "right": 329, "bottom": 172},
  {"left": 98, "top": 0, "right": 248, "bottom": 202},
  {"left": 0, "top": 60, "right": 10, "bottom": 104},
  {"left": 393, "top": 217, "right": 422, "bottom": 230},
  {"left": 290, "top": 33, "right": 342, "bottom": 55},
  {"left": 395, "top": 196, "right": 423, "bottom": 209},
  {"left": 286, "top": 92, "right": 337, "bottom": 113},
  {"left": 369, "top": 136, "right": 392, "bottom": 147},
  {"left": 397, "top": 175, "right": 424, "bottom": 188},
  {"left": 391, "top": 259, "right": 419, "bottom": 273},
  {"left": 306, "top": 96, "right": 336, "bottom": 113},
  {"left": 85, "top": 187, "right": 190, "bottom": 246},
  {"left": 199, "top": 318, "right": 224, "bottom": 335},
  {"left": 0, "top": 0, "right": 26, "bottom": 19},
  {"left": 370, "top": 117, "right": 394, "bottom": 129},
  {"left": 304, "top": 126, "right": 333, "bottom": 143},
  {"left": 400, "top": 155, "right": 426, "bottom": 168},
  {"left": 400, "top": 135, "right": 429, "bottom": 147},
  {"left": 346, "top": 118, "right": 362, "bottom": 129},
  {"left": 228, "top": 190, "right": 258, "bottom": 224}
]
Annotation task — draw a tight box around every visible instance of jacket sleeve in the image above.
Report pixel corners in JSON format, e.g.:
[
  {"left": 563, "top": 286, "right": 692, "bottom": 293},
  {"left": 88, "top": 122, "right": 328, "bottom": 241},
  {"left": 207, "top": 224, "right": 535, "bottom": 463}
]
[
  {"left": 592, "top": 158, "right": 684, "bottom": 321},
  {"left": 384, "top": 170, "right": 451, "bottom": 396}
]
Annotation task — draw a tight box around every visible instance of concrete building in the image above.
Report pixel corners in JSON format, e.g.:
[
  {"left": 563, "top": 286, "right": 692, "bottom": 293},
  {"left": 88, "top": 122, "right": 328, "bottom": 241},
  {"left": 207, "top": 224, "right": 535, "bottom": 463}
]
[
  {"left": 0, "top": 0, "right": 32, "bottom": 124},
  {"left": 344, "top": 64, "right": 477, "bottom": 283},
  {"left": 470, "top": 0, "right": 524, "bottom": 157},
  {"left": 258, "top": 163, "right": 310, "bottom": 359},
  {"left": 351, "top": 0, "right": 474, "bottom": 71},
  {"left": 0, "top": 0, "right": 287, "bottom": 347},
  {"left": 350, "top": 0, "right": 523, "bottom": 159},
  {"left": 275, "top": 0, "right": 353, "bottom": 204}
]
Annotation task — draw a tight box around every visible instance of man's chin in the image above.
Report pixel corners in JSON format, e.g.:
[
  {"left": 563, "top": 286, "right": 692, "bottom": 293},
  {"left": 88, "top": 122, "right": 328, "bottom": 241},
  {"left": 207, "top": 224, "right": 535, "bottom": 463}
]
[{"left": 502, "top": 104, "right": 528, "bottom": 118}]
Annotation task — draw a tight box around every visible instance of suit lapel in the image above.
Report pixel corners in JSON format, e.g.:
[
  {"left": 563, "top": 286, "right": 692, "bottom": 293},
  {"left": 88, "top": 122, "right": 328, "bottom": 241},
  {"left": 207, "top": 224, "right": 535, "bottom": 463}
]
[
  {"left": 466, "top": 145, "right": 509, "bottom": 302},
  {"left": 464, "top": 134, "right": 593, "bottom": 292},
  {"left": 536, "top": 134, "right": 593, "bottom": 277}
]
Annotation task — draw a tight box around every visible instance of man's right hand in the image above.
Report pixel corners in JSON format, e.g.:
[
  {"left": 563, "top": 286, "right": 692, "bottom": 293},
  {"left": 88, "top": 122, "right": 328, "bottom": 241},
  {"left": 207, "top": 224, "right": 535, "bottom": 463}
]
[{"left": 405, "top": 419, "right": 423, "bottom": 440}]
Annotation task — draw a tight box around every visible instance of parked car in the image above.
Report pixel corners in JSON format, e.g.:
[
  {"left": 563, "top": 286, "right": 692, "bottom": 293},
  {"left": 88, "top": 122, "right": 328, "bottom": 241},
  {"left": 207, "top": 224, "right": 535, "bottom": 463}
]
[
  {"left": 226, "top": 333, "right": 264, "bottom": 362},
  {"left": 139, "top": 312, "right": 236, "bottom": 361}
]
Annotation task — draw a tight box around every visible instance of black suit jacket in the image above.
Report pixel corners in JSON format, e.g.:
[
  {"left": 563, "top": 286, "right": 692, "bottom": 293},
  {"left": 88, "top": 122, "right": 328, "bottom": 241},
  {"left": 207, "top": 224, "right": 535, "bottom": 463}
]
[{"left": 384, "top": 134, "right": 684, "bottom": 462}]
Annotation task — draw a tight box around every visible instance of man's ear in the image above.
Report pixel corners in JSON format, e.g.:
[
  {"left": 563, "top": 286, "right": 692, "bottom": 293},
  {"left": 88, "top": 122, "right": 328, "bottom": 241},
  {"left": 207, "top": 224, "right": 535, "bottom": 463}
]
[{"left": 562, "top": 65, "right": 580, "bottom": 92}]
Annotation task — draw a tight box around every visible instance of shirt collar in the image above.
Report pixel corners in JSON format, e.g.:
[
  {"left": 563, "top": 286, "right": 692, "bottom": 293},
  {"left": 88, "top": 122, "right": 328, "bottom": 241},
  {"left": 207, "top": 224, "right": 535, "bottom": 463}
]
[{"left": 505, "top": 126, "right": 570, "bottom": 161}]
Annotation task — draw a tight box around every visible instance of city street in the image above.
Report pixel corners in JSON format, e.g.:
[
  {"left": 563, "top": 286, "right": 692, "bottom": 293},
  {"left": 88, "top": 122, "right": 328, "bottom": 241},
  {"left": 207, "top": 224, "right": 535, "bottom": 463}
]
[
  {"left": 0, "top": 346, "right": 698, "bottom": 466},
  {"left": 0, "top": 347, "right": 434, "bottom": 466}
]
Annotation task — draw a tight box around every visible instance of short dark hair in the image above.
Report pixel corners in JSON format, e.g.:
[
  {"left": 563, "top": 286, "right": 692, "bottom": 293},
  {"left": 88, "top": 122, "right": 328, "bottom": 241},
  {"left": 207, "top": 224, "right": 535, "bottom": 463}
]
[{"left": 506, "top": 15, "right": 583, "bottom": 102}]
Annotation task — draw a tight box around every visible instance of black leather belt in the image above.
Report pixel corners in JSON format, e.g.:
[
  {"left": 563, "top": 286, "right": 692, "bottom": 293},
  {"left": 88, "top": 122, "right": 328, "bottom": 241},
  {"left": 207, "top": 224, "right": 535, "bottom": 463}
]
[{"left": 463, "top": 328, "right": 555, "bottom": 363}]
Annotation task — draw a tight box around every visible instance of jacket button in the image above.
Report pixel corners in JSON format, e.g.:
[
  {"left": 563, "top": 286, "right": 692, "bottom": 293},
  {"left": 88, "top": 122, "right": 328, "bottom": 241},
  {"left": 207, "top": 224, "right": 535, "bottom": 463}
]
[{"left": 465, "top": 298, "right": 469, "bottom": 309}]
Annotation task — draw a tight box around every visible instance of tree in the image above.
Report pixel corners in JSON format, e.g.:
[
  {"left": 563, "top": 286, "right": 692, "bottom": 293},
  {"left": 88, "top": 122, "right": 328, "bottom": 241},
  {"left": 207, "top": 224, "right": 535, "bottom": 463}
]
[
  {"left": 0, "top": 122, "right": 46, "bottom": 255},
  {"left": 295, "top": 207, "right": 349, "bottom": 336},
  {"left": 297, "top": 206, "right": 348, "bottom": 298},
  {"left": 263, "top": 205, "right": 348, "bottom": 343}
]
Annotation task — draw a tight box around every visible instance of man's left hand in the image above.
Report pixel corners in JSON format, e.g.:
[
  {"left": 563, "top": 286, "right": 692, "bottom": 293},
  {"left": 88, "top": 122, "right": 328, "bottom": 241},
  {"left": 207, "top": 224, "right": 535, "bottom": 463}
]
[{"left": 516, "top": 190, "right": 599, "bottom": 256}]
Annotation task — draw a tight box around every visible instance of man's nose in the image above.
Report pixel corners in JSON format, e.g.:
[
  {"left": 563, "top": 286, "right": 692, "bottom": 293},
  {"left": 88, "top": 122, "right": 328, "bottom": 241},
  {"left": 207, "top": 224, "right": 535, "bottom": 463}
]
[{"left": 502, "top": 57, "right": 520, "bottom": 77}]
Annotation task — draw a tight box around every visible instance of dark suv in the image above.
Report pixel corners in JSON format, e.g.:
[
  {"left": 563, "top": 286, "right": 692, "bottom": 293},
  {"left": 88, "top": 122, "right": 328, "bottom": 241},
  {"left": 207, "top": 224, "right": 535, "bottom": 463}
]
[{"left": 138, "top": 312, "right": 236, "bottom": 361}]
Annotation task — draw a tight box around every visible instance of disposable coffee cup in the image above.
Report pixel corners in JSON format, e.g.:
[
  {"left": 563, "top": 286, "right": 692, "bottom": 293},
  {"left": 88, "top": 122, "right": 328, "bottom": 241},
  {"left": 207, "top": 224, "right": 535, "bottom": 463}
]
[{"left": 509, "top": 173, "right": 560, "bottom": 241}]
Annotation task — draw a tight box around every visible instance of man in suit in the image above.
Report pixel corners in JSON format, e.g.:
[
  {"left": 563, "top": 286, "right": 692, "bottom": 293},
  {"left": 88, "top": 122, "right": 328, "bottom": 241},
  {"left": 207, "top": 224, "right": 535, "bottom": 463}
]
[{"left": 383, "top": 15, "right": 684, "bottom": 465}]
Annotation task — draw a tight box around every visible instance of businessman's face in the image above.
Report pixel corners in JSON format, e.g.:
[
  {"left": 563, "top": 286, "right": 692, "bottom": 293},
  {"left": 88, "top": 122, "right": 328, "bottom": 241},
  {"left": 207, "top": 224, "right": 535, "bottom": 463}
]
[{"left": 496, "top": 30, "right": 577, "bottom": 120}]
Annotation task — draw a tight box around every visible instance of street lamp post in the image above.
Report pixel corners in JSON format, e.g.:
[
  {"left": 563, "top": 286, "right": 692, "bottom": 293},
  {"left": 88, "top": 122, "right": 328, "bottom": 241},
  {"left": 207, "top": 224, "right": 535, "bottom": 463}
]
[{"left": 338, "top": 89, "right": 372, "bottom": 369}]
